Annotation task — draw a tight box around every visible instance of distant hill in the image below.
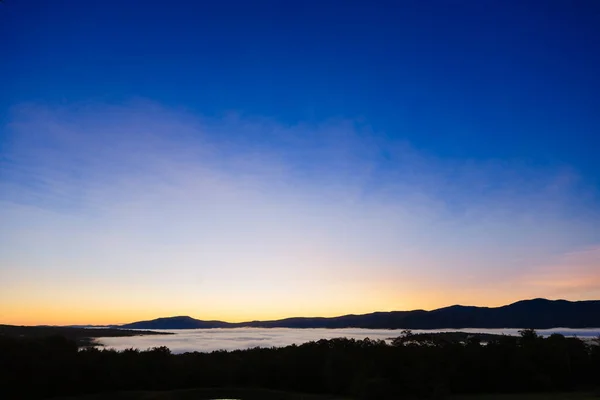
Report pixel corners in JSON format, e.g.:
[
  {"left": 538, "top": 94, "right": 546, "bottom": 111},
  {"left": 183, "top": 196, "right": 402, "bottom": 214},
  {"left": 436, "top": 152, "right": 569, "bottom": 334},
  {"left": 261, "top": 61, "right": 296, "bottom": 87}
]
[
  {"left": 119, "top": 298, "right": 600, "bottom": 330},
  {"left": 121, "top": 316, "right": 232, "bottom": 330}
]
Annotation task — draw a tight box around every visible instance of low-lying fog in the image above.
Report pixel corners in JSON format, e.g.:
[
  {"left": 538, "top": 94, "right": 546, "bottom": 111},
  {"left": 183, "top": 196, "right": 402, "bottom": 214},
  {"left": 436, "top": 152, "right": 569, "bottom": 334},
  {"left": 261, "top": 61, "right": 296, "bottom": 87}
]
[{"left": 97, "top": 327, "right": 600, "bottom": 354}]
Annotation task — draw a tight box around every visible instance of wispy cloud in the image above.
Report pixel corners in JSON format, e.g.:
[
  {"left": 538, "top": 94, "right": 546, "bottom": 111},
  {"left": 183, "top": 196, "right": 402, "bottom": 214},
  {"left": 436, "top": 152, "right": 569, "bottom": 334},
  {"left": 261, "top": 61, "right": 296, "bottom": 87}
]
[
  {"left": 516, "top": 246, "right": 600, "bottom": 298},
  {"left": 1, "top": 101, "right": 599, "bottom": 324}
]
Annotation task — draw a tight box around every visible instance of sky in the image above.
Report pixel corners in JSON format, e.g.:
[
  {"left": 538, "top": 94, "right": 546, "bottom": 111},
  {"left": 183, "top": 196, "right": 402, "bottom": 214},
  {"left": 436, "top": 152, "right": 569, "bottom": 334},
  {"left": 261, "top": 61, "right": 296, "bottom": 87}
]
[{"left": 1, "top": 0, "right": 599, "bottom": 325}]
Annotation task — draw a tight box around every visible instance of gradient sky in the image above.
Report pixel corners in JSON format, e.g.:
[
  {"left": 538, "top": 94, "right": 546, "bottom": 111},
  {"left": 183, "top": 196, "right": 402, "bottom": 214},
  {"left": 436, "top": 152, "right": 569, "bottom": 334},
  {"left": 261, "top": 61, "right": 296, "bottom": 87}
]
[{"left": 1, "top": 0, "right": 599, "bottom": 325}]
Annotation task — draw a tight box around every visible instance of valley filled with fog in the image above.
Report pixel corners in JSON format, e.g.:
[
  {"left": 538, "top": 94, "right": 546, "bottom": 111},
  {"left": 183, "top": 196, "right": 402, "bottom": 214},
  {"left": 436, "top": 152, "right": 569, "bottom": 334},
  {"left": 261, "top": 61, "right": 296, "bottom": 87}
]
[{"left": 98, "top": 327, "right": 600, "bottom": 354}]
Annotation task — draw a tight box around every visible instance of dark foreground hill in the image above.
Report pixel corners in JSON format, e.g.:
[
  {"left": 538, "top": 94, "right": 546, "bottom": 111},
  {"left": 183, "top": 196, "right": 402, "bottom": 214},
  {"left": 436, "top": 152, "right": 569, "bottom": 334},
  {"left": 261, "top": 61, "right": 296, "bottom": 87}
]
[
  {"left": 0, "top": 324, "right": 171, "bottom": 346},
  {"left": 50, "top": 388, "right": 600, "bottom": 400},
  {"left": 3, "top": 331, "right": 600, "bottom": 399},
  {"left": 53, "top": 387, "right": 349, "bottom": 400},
  {"left": 120, "top": 298, "right": 600, "bottom": 330}
]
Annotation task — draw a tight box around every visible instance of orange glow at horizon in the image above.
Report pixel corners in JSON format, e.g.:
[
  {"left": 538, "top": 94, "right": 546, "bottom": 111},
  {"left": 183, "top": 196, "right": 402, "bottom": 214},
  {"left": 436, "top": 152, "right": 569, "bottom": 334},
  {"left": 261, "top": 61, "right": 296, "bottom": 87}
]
[
  {"left": 3, "top": 245, "right": 599, "bottom": 326},
  {"left": 4, "top": 281, "right": 597, "bottom": 326}
]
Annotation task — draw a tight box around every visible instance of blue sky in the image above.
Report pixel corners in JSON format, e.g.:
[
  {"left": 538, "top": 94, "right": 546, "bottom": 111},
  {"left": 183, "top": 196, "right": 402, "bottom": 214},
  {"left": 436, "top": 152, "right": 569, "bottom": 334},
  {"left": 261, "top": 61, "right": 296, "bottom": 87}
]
[{"left": 1, "top": 0, "right": 599, "bottom": 324}]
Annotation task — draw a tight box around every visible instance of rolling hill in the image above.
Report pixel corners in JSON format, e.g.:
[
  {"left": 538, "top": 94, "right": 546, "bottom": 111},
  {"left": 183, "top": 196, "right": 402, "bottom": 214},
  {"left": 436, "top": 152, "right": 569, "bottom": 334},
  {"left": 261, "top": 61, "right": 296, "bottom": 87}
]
[{"left": 119, "top": 298, "right": 600, "bottom": 330}]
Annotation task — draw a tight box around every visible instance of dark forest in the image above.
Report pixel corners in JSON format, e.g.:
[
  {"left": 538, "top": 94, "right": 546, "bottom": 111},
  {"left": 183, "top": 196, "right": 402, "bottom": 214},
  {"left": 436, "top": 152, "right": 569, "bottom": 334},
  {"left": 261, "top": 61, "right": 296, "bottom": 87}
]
[{"left": 1, "top": 329, "right": 599, "bottom": 399}]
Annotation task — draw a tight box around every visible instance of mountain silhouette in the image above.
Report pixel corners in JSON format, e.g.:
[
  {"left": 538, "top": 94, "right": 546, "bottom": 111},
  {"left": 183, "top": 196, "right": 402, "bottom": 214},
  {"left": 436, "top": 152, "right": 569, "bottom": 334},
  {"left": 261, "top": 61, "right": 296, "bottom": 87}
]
[
  {"left": 120, "top": 316, "right": 232, "bottom": 330},
  {"left": 120, "top": 298, "right": 600, "bottom": 330}
]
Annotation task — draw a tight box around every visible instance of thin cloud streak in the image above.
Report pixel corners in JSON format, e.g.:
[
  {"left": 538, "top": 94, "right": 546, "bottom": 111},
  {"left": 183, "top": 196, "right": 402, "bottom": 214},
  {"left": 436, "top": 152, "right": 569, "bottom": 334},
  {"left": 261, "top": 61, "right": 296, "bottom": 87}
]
[{"left": 1, "top": 101, "right": 599, "bottom": 325}]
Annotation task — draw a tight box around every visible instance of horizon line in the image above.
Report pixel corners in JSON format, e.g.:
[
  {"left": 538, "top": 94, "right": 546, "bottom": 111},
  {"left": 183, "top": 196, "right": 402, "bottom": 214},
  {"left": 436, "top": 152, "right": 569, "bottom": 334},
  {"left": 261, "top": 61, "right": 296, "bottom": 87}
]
[{"left": 27, "top": 297, "right": 599, "bottom": 327}]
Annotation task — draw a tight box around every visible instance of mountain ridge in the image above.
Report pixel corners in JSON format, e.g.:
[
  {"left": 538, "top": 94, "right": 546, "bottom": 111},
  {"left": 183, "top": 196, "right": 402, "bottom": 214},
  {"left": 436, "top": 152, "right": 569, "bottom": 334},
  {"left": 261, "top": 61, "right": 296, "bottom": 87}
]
[{"left": 119, "top": 298, "right": 600, "bottom": 330}]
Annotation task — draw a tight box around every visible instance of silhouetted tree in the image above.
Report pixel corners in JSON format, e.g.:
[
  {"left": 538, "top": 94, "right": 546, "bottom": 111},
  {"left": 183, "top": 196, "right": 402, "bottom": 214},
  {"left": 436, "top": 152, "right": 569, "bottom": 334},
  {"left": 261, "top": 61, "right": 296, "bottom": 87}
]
[{"left": 1, "top": 329, "right": 599, "bottom": 399}]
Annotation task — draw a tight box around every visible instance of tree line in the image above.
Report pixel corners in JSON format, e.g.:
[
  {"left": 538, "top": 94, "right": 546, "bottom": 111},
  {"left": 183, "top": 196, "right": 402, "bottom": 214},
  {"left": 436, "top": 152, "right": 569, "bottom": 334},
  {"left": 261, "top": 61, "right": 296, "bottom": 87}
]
[{"left": 0, "top": 329, "right": 599, "bottom": 399}]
